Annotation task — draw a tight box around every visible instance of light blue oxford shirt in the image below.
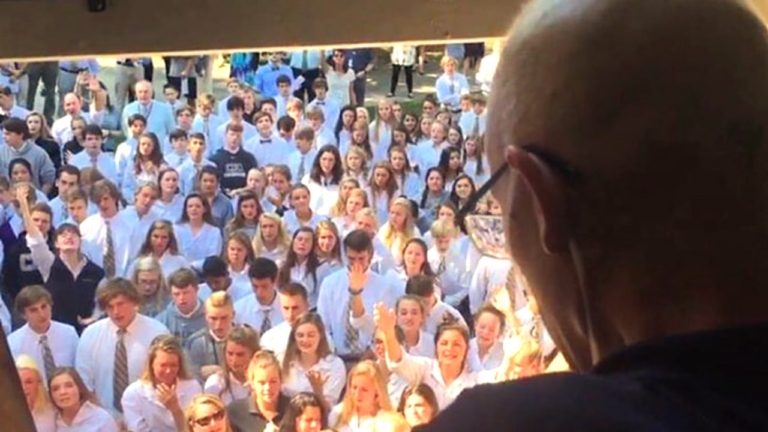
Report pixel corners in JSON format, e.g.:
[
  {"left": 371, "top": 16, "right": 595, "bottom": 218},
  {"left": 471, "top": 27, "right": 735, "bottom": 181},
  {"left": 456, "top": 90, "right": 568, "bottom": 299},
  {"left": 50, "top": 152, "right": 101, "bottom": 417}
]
[
  {"left": 58, "top": 59, "right": 100, "bottom": 74},
  {"left": 307, "top": 97, "right": 341, "bottom": 134},
  {"left": 121, "top": 100, "right": 176, "bottom": 141},
  {"left": 288, "top": 50, "right": 324, "bottom": 70},
  {"left": 435, "top": 73, "right": 470, "bottom": 110},
  {"left": 254, "top": 63, "right": 294, "bottom": 98}
]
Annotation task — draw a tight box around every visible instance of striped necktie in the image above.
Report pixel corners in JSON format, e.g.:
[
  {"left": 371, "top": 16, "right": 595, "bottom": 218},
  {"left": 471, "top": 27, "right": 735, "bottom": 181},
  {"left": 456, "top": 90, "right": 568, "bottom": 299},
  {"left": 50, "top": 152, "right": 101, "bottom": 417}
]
[
  {"left": 103, "top": 220, "right": 116, "bottom": 279},
  {"left": 260, "top": 310, "right": 272, "bottom": 335},
  {"left": 344, "top": 297, "right": 360, "bottom": 352},
  {"left": 113, "top": 329, "right": 128, "bottom": 412},
  {"left": 39, "top": 335, "right": 57, "bottom": 381},
  {"left": 437, "top": 255, "right": 446, "bottom": 275},
  {"left": 297, "top": 154, "right": 306, "bottom": 180}
]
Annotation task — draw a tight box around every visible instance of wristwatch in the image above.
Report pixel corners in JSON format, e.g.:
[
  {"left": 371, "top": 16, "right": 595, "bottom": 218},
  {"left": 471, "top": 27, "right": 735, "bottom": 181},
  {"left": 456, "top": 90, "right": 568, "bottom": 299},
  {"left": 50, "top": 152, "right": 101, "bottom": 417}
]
[{"left": 348, "top": 287, "right": 363, "bottom": 296}]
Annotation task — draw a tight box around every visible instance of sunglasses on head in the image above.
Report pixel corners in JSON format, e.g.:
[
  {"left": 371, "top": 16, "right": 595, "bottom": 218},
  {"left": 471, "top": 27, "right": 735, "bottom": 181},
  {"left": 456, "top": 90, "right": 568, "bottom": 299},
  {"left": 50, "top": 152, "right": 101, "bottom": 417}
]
[{"left": 193, "top": 409, "right": 225, "bottom": 427}]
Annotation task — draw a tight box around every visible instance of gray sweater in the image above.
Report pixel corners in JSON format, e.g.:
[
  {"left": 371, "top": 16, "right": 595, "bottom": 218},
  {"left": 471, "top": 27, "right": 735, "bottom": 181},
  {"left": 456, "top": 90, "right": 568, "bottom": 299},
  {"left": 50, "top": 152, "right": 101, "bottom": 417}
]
[{"left": 0, "top": 140, "right": 56, "bottom": 190}]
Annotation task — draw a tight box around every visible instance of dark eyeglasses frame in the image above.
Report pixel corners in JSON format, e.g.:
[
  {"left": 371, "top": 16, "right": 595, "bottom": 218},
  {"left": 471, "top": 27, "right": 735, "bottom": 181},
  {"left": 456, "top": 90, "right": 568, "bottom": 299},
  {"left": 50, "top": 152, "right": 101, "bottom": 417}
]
[
  {"left": 193, "top": 409, "right": 226, "bottom": 427},
  {"left": 457, "top": 144, "right": 584, "bottom": 220}
]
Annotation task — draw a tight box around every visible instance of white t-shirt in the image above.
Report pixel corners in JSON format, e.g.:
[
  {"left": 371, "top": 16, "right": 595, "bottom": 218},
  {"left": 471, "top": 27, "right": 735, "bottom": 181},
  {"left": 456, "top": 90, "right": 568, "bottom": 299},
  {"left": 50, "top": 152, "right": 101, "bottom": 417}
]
[{"left": 327, "top": 69, "right": 356, "bottom": 106}]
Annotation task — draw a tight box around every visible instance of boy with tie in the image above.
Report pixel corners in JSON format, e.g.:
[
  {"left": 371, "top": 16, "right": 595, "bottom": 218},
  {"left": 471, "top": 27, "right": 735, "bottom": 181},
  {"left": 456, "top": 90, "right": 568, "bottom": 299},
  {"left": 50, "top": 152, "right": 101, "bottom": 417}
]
[
  {"left": 306, "top": 77, "right": 341, "bottom": 134},
  {"left": 8, "top": 285, "right": 80, "bottom": 380},
  {"left": 287, "top": 127, "right": 316, "bottom": 184},
  {"left": 114, "top": 113, "right": 146, "bottom": 190},
  {"left": 192, "top": 93, "right": 224, "bottom": 145},
  {"left": 233, "top": 257, "right": 284, "bottom": 335},
  {"left": 306, "top": 107, "right": 337, "bottom": 149},
  {"left": 69, "top": 124, "right": 118, "bottom": 184},
  {"left": 178, "top": 133, "right": 214, "bottom": 195},
  {"left": 245, "top": 111, "right": 291, "bottom": 167}
]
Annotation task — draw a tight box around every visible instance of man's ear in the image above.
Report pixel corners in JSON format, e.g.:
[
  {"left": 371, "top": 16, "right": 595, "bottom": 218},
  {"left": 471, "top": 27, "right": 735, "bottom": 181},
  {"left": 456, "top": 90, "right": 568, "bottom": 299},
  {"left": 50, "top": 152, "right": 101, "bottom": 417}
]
[{"left": 505, "top": 146, "right": 570, "bottom": 254}]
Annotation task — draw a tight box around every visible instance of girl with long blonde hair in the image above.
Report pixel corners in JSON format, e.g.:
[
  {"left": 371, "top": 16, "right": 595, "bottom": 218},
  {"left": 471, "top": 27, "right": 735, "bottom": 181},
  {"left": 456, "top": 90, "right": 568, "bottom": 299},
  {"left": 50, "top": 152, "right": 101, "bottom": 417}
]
[
  {"left": 204, "top": 326, "right": 260, "bottom": 405},
  {"left": 329, "top": 360, "right": 393, "bottom": 432},
  {"left": 252, "top": 212, "right": 290, "bottom": 266},
  {"left": 376, "top": 197, "right": 417, "bottom": 267}
]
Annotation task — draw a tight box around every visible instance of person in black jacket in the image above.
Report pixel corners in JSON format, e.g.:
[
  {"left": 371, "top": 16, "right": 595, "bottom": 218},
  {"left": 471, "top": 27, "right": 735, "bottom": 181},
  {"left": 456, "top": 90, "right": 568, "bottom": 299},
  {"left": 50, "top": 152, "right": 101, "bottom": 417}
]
[
  {"left": 16, "top": 183, "right": 104, "bottom": 333},
  {"left": 423, "top": 0, "right": 768, "bottom": 431},
  {"left": 1, "top": 200, "right": 54, "bottom": 303}
]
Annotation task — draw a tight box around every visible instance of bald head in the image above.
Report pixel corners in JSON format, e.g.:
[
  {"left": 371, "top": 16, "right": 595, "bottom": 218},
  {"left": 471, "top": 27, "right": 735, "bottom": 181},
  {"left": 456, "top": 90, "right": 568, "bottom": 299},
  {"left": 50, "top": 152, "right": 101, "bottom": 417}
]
[
  {"left": 63, "top": 93, "right": 81, "bottom": 115},
  {"left": 135, "top": 80, "right": 153, "bottom": 104},
  {"left": 488, "top": 0, "right": 768, "bottom": 369}
]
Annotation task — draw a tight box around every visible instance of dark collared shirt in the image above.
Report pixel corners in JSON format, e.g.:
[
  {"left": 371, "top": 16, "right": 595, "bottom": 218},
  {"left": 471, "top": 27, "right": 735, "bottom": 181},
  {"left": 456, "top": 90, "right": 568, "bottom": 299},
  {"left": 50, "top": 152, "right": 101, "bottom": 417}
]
[
  {"left": 227, "top": 393, "right": 290, "bottom": 432},
  {"left": 421, "top": 324, "right": 768, "bottom": 432}
]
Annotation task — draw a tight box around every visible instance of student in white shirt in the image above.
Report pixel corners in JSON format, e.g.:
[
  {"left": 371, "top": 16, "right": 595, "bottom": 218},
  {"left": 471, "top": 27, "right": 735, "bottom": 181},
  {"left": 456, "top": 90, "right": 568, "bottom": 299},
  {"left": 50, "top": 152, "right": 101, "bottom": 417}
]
[
  {"left": 8, "top": 285, "right": 80, "bottom": 379},
  {"left": 329, "top": 360, "right": 393, "bottom": 432},
  {"left": 115, "top": 113, "right": 147, "bottom": 189},
  {"left": 468, "top": 305, "right": 506, "bottom": 372},
  {"left": 280, "top": 312, "right": 346, "bottom": 406},
  {"left": 328, "top": 177, "right": 361, "bottom": 219},
  {"left": 369, "top": 100, "right": 398, "bottom": 161},
  {"left": 394, "top": 295, "right": 436, "bottom": 358},
  {"left": 121, "top": 183, "right": 162, "bottom": 259},
  {"left": 75, "top": 279, "right": 170, "bottom": 413},
  {"left": 217, "top": 79, "right": 242, "bottom": 118},
  {"left": 385, "top": 238, "right": 438, "bottom": 295},
  {"left": 458, "top": 94, "right": 487, "bottom": 139},
  {"left": 275, "top": 75, "right": 298, "bottom": 118},
  {"left": 332, "top": 187, "right": 368, "bottom": 238},
  {"left": 192, "top": 93, "right": 224, "bottom": 146},
  {"left": 153, "top": 167, "right": 185, "bottom": 222},
  {"left": 16, "top": 355, "right": 57, "bottom": 432},
  {"left": 122, "top": 132, "right": 167, "bottom": 203},
  {"left": 245, "top": 111, "right": 292, "bottom": 167},
  {"left": 233, "top": 257, "right": 284, "bottom": 334},
  {"left": 204, "top": 325, "right": 259, "bottom": 405},
  {"left": 259, "top": 282, "right": 310, "bottom": 358},
  {"left": 69, "top": 124, "right": 118, "bottom": 184},
  {"left": 276, "top": 227, "right": 334, "bottom": 309},
  {"left": 317, "top": 230, "right": 403, "bottom": 361},
  {"left": 282, "top": 184, "right": 326, "bottom": 236},
  {"left": 388, "top": 144, "right": 422, "bottom": 202},
  {"left": 174, "top": 192, "right": 223, "bottom": 270},
  {"left": 222, "top": 231, "right": 255, "bottom": 287},
  {"left": 131, "top": 219, "right": 190, "bottom": 279},
  {"left": 224, "top": 190, "right": 262, "bottom": 240},
  {"left": 307, "top": 78, "right": 341, "bottom": 133},
  {"left": 252, "top": 212, "right": 290, "bottom": 265},
  {"left": 435, "top": 56, "right": 470, "bottom": 114},
  {"left": 287, "top": 127, "right": 317, "bottom": 185},
  {"left": 121, "top": 335, "right": 202, "bottom": 432},
  {"left": 80, "top": 179, "right": 133, "bottom": 278},
  {"left": 48, "top": 165, "right": 83, "bottom": 227},
  {"left": 129, "top": 256, "right": 171, "bottom": 318},
  {"left": 343, "top": 146, "right": 370, "bottom": 189},
  {"left": 397, "top": 384, "right": 440, "bottom": 428},
  {"left": 415, "top": 121, "right": 450, "bottom": 172},
  {"left": 377, "top": 197, "right": 417, "bottom": 266},
  {"left": 461, "top": 135, "right": 491, "bottom": 187},
  {"left": 164, "top": 129, "right": 189, "bottom": 169},
  {"left": 261, "top": 164, "right": 293, "bottom": 216},
  {"left": 48, "top": 368, "right": 119, "bottom": 431},
  {"left": 427, "top": 218, "right": 468, "bottom": 308},
  {"left": 315, "top": 220, "right": 344, "bottom": 270},
  {"left": 177, "top": 133, "right": 215, "bottom": 196},
  {"left": 304, "top": 144, "right": 343, "bottom": 216},
  {"left": 211, "top": 96, "right": 257, "bottom": 156},
  {"left": 406, "top": 274, "right": 467, "bottom": 335},
  {"left": 306, "top": 107, "right": 337, "bottom": 149},
  {"left": 334, "top": 105, "right": 357, "bottom": 152}
]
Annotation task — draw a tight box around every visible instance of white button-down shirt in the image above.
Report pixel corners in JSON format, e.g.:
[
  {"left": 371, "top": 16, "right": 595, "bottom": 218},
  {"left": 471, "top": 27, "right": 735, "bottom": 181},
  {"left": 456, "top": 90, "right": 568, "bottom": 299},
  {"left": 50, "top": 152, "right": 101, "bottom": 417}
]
[
  {"left": 405, "top": 330, "right": 436, "bottom": 359},
  {"left": 283, "top": 355, "right": 347, "bottom": 405},
  {"left": 388, "top": 353, "right": 479, "bottom": 410},
  {"left": 415, "top": 140, "right": 450, "bottom": 172},
  {"left": 120, "top": 206, "right": 162, "bottom": 259},
  {"left": 8, "top": 321, "right": 79, "bottom": 378},
  {"left": 174, "top": 223, "right": 223, "bottom": 269},
  {"left": 244, "top": 133, "right": 293, "bottom": 167},
  {"left": 467, "top": 337, "right": 504, "bottom": 372},
  {"left": 51, "top": 111, "right": 92, "bottom": 145},
  {"left": 69, "top": 151, "right": 119, "bottom": 184},
  {"left": 317, "top": 269, "right": 402, "bottom": 356},
  {"left": 424, "top": 300, "right": 467, "bottom": 335},
  {"left": 122, "top": 378, "right": 202, "bottom": 432},
  {"left": 233, "top": 291, "right": 284, "bottom": 331},
  {"left": 152, "top": 194, "right": 185, "bottom": 223},
  {"left": 75, "top": 315, "right": 169, "bottom": 413},
  {"left": 258, "top": 321, "right": 292, "bottom": 359},
  {"left": 53, "top": 401, "right": 118, "bottom": 432},
  {"left": 197, "top": 279, "right": 252, "bottom": 303},
  {"left": 191, "top": 113, "right": 225, "bottom": 146},
  {"left": 304, "top": 179, "right": 339, "bottom": 217},
  {"left": 204, "top": 372, "right": 250, "bottom": 405},
  {"left": 114, "top": 138, "right": 137, "bottom": 187},
  {"left": 127, "top": 251, "right": 190, "bottom": 280},
  {"left": 80, "top": 212, "right": 134, "bottom": 277},
  {"left": 281, "top": 209, "right": 326, "bottom": 237},
  {"left": 287, "top": 148, "right": 317, "bottom": 185}
]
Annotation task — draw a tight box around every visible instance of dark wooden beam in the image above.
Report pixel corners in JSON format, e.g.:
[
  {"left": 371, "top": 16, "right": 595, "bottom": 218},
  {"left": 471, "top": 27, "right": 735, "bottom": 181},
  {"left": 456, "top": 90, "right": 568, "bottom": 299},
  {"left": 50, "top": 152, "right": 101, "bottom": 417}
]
[{"left": 0, "top": 326, "right": 36, "bottom": 432}]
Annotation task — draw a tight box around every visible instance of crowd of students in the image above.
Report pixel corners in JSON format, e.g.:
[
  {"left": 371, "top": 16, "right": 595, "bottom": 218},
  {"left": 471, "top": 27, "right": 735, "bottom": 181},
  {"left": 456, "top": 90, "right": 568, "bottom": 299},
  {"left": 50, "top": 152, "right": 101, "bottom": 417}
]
[{"left": 0, "top": 45, "right": 558, "bottom": 432}]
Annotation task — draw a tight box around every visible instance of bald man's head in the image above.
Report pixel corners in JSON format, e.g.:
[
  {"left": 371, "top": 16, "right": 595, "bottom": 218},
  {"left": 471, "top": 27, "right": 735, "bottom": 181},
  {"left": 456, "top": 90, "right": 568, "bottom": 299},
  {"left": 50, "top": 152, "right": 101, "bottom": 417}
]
[
  {"left": 135, "top": 80, "right": 153, "bottom": 103},
  {"left": 488, "top": 0, "right": 768, "bottom": 369}
]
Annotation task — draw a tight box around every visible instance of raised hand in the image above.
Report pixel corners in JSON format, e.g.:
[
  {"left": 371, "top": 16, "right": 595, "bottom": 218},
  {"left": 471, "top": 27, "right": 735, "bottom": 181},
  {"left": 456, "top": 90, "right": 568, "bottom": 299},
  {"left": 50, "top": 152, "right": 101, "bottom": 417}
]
[
  {"left": 373, "top": 302, "right": 396, "bottom": 332},
  {"left": 155, "top": 383, "right": 180, "bottom": 410},
  {"left": 306, "top": 369, "right": 328, "bottom": 392},
  {"left": 348, "top": 262, "right": 369, "bottom": 291}
]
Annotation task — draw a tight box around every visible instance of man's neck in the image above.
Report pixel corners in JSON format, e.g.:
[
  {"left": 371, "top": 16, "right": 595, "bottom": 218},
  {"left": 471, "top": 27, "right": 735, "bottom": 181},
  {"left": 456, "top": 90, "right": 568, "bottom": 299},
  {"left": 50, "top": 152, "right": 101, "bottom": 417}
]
[
  {"left": 29, "top": 321, "right": 51, "bottom": 335},
  {"left": 140, "top": 99, "right": 152, "bottom": 106},
  {"left": 225, "top": 144, "right": 241, "bottom": 153},
  {"left": 101, "top": 209, "right": 117, "bottom": 220},
  {"left": 257, "top": 290, "right": 276, "bottom": 307},
  {"left": 191, "top": 154, "right": 204, "bottom": 164},
  {"left": 259, "top": 131, "right": 272, "bottom": 139}
]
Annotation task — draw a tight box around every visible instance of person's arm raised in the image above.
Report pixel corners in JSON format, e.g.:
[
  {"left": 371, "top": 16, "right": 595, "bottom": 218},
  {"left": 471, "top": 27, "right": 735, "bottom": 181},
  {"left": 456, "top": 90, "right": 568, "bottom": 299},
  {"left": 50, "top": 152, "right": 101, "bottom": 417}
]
[{"left": 373, "top": 302, "right": 403, "bottom": 363}]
